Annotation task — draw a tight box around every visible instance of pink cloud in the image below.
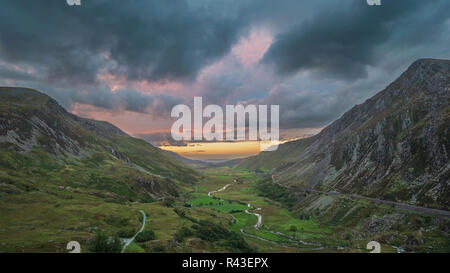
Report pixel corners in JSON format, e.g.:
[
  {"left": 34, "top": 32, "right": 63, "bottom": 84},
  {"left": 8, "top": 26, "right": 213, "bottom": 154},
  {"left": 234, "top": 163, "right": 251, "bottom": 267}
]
[
  {"left": 81, "top": 28, "right": 275, "bottom": 135},
  {"left": 97, "top": 69, "right": 184, "bottom": 96},
  {"left": 71, "top": 102, "right": 171, "bottom": 135},
  {"left": 231, "top": 28, "right": 273, "bottom": 67}
]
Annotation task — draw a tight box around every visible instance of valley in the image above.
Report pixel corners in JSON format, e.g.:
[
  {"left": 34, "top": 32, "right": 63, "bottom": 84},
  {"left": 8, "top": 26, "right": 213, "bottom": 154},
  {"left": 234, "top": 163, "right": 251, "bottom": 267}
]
[
  {"left": 180, "top": 166, "right": 449, "bottom": 253},
  {"left": 1, "top": 0, "right": 450, "bottom": 260},
  {"left": 0, "top": 59, "right": 449, "bottom": 253},
  {"left": 0, "top": 152, "right": 448, "bottom": 253}
]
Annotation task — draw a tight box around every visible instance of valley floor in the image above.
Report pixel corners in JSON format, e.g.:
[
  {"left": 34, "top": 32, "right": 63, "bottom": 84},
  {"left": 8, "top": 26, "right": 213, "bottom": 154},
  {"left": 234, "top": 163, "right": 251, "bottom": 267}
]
[{"left": 0, "top": 166, "right": 448, "bottom": 253}]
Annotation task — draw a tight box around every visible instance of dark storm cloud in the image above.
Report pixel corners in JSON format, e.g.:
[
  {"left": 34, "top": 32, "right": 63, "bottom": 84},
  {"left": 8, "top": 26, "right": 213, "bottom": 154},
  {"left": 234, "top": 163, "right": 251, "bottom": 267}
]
[
  {"left": 269, "top": 82, "right": 375, "bottom": 129},
  {"left": 0, "top": 65, "right": 36, "bottom": 82},
  {"left": 262, "top": 0, "right": 450, "bottom": 81},
  {"left": 73, "top": 88, "right": 152, "bottom": 113},
  {"left": 1, "top": 0, "right": 449, "bottom": 85},
  {"left": 259, "top": 83, "right": 342, "bottom": 129},
  {"left": 0, "top": 0, "right": 252, "bottom": 83},
  {"left": 0, "top": 0, "right": 253, "bottom": 118},
  {"left": 3, "top": 0, "right": 447, "bottom": 85},
  {"left": 9, "top": 81, "right": 181, "bottom": 118},
  {"left": 1, "top": 0, "right": 449, "bottom": 131},
  {"left": 68, "top": 87, "right": 182, "bottom": 116}
]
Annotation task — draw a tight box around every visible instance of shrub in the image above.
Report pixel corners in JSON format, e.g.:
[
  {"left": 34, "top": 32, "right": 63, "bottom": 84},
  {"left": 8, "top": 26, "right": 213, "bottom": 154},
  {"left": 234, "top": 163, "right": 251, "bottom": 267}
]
[
  {"left": 174, "top": 208, "right": 186, "bottom": 218},
  {"left": 194, "top": 220, "right": 253, "bottom": 253},
  {"left": 135, "top": 230, "right": 156, "bottom": 242},
  {"left": 117, "top": 228, "right": 136, "bottom": 238},
  {"left": 90, "top": 232, "right": 122, "bottom": 253},
  {"left": 175, "top": 226, "right": 195, "bottom": 242},
  {"left": 255, "top": 178, "right": 296, "bottom": 208},
  {"left": 164, "top": 197, "right": 175, "bottom": 207}
]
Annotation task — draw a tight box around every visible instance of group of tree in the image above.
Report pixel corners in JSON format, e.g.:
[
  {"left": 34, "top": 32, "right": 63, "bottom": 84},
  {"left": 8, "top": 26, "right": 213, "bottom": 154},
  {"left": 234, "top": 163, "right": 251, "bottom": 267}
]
[
  {"left": 255, "top": 178, "right": 296, "bottom": 208},
  {"left": 135, "top": 230, "right": 156, "bottom": 242},
  {"left": 174, "top": 226, "right": 195, "bottom": 242},
  {"left": 192, "top": 220, "right": 253, "bottom": 253},
  {"left": 90, "top": 232, "right": 122, "bottom": 253}
]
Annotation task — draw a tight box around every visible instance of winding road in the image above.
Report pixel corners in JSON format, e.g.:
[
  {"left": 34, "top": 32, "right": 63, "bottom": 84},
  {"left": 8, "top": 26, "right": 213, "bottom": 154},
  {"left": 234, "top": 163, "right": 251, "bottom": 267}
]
[
  {"left": 271, "top": 175, "right": 450, "bottom": 219},
  {"left": 121, "top": 210, "right": 146, "bottom": 253},
  {"left": 208, "top": 183, "right": 232, "bottom": 197}
]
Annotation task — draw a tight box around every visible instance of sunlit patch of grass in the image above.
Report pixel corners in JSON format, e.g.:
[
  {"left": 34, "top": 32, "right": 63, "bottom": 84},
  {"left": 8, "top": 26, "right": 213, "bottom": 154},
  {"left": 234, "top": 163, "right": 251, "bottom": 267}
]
[
  {"left": 188, "top": 194, "right": 247, "bottom": 213},
  {"left": 244, "top": 228, "right": 290, "bottom": 243},
  {"left": 230, "top": 212, "right": 257, "bottom": 232},
  {"left": 124, "top": 242, "right": 145, "bottom": 253}
]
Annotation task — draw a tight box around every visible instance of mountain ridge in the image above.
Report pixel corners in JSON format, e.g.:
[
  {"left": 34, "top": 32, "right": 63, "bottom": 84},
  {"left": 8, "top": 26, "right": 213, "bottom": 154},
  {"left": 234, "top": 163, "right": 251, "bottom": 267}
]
[
  {"left": 237, "top": 58, "right": 450, "bottom": 210},
  {"left": 0, "top": 87, "right": 199, "bottom": 201}
]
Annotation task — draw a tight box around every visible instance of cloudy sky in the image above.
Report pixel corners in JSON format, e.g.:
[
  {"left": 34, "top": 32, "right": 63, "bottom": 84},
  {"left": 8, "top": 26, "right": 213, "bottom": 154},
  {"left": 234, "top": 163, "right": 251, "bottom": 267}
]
[{"left": 1, "top": 0, "right": 449, "bottom": 156}]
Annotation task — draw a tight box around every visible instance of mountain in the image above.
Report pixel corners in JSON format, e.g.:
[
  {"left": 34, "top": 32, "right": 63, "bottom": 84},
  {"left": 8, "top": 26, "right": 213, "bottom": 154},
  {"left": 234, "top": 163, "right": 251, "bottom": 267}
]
[
  {"left": 0, "top": 87, "right": 199, "bottom": 202},
  {"left": 134, "top": 132, "right": 187, "bottom": 147},
  {"left": 237, "top": 59, "right": 450, "bottom": 211},
  {"left": 162, "top": 149, "right": 213, "bottom": 166}
]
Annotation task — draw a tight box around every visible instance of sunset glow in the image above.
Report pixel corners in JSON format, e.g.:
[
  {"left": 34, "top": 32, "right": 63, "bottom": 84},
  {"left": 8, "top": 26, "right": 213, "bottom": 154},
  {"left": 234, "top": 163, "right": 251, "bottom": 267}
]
[{"left": 160, "top": 138, "right": 299, "bottom": 161}]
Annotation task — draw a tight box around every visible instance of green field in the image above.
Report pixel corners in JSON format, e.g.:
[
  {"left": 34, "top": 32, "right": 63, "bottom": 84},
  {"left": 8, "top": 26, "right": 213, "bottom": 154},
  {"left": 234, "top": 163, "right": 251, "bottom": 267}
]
[
  {"left": 183, "top": 167, "right": 340, "bottom": 252},
  {"left": 1, "top": 162, "right": 448, "bottom": 253},
  {"left": 188, "top": 194, "right": 248, "bottom": 213}
]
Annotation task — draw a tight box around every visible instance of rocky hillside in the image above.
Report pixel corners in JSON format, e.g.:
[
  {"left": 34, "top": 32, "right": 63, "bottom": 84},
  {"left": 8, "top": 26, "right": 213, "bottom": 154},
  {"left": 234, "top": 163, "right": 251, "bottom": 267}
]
[
  {"left": 0, "top": 87, "right": 198, "bottom": 201},
  {"left": 237, "top": 59, "right": 450, "bottom": 210}
]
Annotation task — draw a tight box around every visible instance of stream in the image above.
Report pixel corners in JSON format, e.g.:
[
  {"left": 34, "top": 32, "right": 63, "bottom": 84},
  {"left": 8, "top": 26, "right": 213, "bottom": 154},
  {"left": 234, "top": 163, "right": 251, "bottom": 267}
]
[{"left": 207, "top": 180, "right": 325, "bottom": 250}]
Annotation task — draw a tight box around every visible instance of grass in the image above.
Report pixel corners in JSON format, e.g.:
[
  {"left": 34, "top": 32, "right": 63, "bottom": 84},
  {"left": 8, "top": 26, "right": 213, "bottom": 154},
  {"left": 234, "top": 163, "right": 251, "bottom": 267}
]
[
  {"left": 124, "top": 242, "right": 145, "bottom": 253},
  {"left": 188, "top": 194, "right": 248, "bottom": 213},
  {"left": 185, "top": 167, "right": 336, "bottom": 250},
  {"left": 230, "top": 212, "right": 257, "bottom": 232},
  {"left": 0, "top": 191, "right": 141, "bottom": 253},
  {"left": 1, "top": 147, "right": 448, "bottom": 253},
  {"left": 245, "top": 228, "right": 290, "bottom": 243}
]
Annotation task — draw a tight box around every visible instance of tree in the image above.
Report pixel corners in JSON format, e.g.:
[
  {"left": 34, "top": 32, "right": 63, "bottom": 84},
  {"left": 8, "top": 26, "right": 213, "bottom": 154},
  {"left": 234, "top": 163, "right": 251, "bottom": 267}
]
[
  {"left": 111, "top": 234, "right": 122, "bottom": 253},
  {"left": 175, "top": 226, "right": 194, "bottom": 242},
  {"left": 117, "top": 228, "right": 136, "bottom": 238},
  {"left": 90, "top": 232, "right": 109, "bottom": 253},
  {"left": 164, "top": 197, "right": 175, "bottom": 207},
  {"left": 135, "top": 230, "right": 156, "bottom": 242},
  {"left": 90, "top": 232, "right": 122, "bottom": 253}
]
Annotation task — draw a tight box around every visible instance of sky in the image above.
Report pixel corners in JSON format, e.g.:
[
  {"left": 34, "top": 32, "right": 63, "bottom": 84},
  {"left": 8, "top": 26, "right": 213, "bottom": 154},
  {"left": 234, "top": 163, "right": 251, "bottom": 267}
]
[{"left": 0, "top": 0, "right": 449, "bottom": 160}]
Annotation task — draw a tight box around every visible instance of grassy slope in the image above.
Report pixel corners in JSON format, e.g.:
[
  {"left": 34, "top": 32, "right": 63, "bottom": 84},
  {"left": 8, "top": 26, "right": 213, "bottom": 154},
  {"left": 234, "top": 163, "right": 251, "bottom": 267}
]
[
  {"left": 0, "top": 87, "right": 202, "bottom": 252},
  {"left": 0, "top": 88, "right": 257, "bottom": 253}
]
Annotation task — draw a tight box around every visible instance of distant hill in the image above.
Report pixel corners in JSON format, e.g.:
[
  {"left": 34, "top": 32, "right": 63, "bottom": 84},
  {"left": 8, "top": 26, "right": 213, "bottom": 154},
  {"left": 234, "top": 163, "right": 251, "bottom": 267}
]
[
  {"left": 161, "top": 149, "right": 213, "bottom": 166},
  {"left": 237, "top": 59, "right": 450, "bottom": 210},
  {"left": 0, "top": 87, "right": 199, "bottom": 201},
  {"left": 134, "top": 132, "right": 187, "bottom": 146}
]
